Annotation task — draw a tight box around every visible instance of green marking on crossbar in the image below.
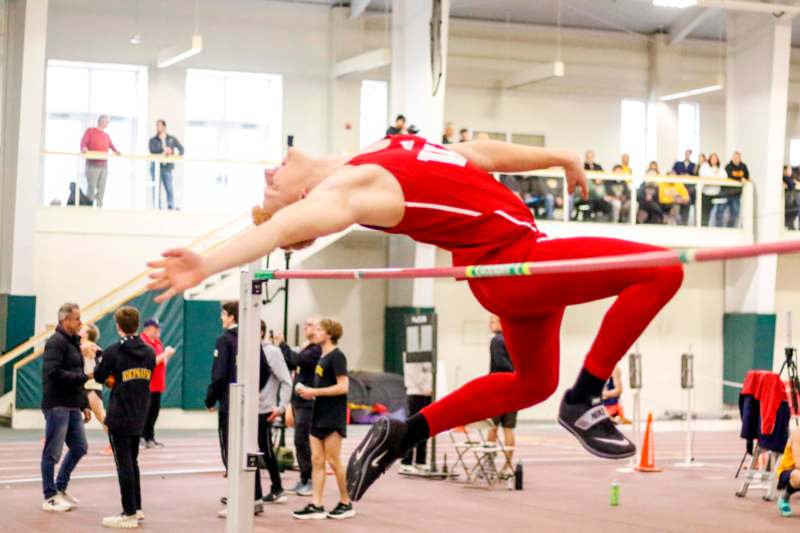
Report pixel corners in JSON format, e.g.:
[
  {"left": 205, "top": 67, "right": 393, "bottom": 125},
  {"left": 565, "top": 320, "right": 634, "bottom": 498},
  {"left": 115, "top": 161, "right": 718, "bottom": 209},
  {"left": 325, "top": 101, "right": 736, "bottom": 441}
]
[
  {"left": 253, "top": 270, "right": 276, "bottom": 280},
  {"left": 678, "top": 250, "right": 696, "bottom": 264}
]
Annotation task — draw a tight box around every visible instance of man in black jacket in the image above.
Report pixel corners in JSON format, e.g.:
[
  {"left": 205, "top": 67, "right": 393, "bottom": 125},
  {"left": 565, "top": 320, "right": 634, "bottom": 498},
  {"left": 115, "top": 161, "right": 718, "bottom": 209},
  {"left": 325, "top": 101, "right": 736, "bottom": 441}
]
[
  {"left": 275, "top": 315, "right": 322, "bottom": 496},
  {"left": 92, "top": 306, "right": 155, "bottom": 529},
  {"left": 205, "top": 301, "right": 270, "bottom": 517},
  {"left": 487, "top": 315, "right": 517, "bottom": 462},
  {"left": 148, "top": 119, "right": 184, "bottom": 210},
  {"left": 41, "top": 302, "right": 91, "bottom": 513}
]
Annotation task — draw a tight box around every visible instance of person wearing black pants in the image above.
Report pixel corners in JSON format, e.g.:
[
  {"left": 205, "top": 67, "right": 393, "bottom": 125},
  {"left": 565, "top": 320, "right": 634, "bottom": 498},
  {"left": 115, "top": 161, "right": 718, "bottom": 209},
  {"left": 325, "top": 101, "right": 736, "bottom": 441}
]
[
  {"left": 92, "top": 306, "right": 155, "bottom": 529},
  {"left": 400, "top": 351, "right": 433, "bottom": 474},
  {"left": 276, "top": 315, "right": 322, "bottom": 496},
  {"left": 206, "top": 301, "right": 270, "bottom": 518}
]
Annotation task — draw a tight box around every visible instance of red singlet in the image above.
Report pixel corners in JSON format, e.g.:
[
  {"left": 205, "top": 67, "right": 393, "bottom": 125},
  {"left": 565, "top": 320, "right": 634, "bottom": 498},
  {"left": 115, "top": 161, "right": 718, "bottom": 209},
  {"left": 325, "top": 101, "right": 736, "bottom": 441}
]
[{"left": 348, "top": 135, "right": 542, "bottom": 266}]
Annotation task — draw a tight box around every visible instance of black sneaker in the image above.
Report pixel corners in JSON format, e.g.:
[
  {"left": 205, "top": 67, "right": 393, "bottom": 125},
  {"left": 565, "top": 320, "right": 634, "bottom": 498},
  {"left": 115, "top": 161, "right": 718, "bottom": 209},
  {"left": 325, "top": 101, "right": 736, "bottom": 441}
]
[
  {"left": 557, "top": 392, "right": 636, "bottom": 459},
  {"left": 346, "top": 417, "right": 406, "bottom": 501},
  {"left": 292, "top": 503, "right": 326, "bottom": 520},
  {"left": 263, "top": 490, "right": 287, "bottom": 504},
  {"left": 327, "top": 502, "right": 355, "bottom": 520}
]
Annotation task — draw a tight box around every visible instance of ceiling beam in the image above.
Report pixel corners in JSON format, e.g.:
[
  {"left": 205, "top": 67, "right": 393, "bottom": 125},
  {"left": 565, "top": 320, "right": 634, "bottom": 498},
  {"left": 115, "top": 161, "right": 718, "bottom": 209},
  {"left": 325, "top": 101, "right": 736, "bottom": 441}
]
[
  {"left": 668, "top": 6, "right": 718, "bottom": 45},
  {"left": 350, "top": 0, "right": 372, "bottom": 19},
  {"left": 332, "top": 48, "right": 391, "bottom": 78},
  {"left": 697, "top": 0, "right": 800, "bottom": 17},
  {"left": 502, "top": 61, "right": 565, "bottom": 90}
]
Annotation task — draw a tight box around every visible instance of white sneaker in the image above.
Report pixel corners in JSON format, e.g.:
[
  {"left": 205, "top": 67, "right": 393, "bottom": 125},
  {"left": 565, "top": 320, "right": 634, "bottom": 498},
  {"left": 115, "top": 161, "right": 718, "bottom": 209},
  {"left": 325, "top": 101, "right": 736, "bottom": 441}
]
[
  {"left": 414, "top": 464, "right": 431, "bottom": 474},
  {"left": 217, "top": 502, "right": 264, "bottom": 518},
  {"left": 135, "top": 510, "right": 144, "bottom": 521},
  {"left": 58, "top": 490, "right": 80, "bottom": 507},
  {"left": 42, "top": 497, "right": 71, "bottom": 512},
  {"left": 101, "top": 514, "right": 139, "bottom": 529},
  {"left": 398, "top": 464, "right": 416, "bottom": 475}
]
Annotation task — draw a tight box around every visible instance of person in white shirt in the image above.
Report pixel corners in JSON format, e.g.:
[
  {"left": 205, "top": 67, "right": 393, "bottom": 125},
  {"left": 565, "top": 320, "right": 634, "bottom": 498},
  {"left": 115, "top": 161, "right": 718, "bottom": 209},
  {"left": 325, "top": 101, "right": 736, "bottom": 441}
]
[{"left": 698, "top": 152, "right": 728, "bottom": 226}]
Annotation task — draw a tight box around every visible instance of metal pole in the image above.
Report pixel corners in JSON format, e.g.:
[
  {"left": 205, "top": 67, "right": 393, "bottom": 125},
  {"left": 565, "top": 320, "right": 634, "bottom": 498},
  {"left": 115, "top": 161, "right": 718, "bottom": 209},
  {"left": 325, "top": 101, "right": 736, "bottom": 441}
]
[
  {"left": 226, "top": 261, "right": 262, "bottom": 533},
  {"left": 283, "top": 252, "right": 291, "bottom": 340},
  {"left": 430, "top": 313, "right": 438, "bottom": 473}
]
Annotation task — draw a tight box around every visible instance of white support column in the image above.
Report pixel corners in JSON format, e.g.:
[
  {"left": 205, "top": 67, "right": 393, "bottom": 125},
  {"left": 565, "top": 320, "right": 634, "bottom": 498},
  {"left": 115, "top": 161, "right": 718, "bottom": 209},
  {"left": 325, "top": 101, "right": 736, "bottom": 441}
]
[
  {"left": 724, "top": 13, "right": 792, "bottom": 315},
  {"left": 388, "top": 0, "right": 449, "bottom": 307},
  {"left": 649, "top": 34, "right": 680, "bottom": 172},
  {"left": 0, "top": 0, "right": 48, "bottom": 295},
  {"left": 227, "top": 261, "right": 262, "bottom": 533}
]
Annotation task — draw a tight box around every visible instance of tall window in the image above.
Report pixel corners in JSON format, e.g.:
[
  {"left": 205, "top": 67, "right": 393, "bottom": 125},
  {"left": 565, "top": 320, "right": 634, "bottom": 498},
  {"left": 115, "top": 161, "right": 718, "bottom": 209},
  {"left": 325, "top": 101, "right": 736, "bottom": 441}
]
[
  {"left": 184, "top": 69, "right": 282, "bottom": 212},
  {"left": 359, "top": 80, "right": 388, "bottom": 148},
  {"left": 43, "top": 61, "right": 147, "bottom": 207},
  {"left": 790, "top": 139, "right": 800, "bottom": 167},
  {"left": 620, "top": 99, "right": 648, "bottom": 174},
  {"left": 677, "top": 102, "right": 700, "bottom": 161}
]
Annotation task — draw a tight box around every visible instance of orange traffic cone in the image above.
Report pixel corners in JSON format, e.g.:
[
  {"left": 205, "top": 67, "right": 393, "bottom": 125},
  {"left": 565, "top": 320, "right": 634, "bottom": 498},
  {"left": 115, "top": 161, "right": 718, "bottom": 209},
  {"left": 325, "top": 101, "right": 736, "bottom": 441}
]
[{"left": 635, "top": 412, "right": 662, "bottom": 473}]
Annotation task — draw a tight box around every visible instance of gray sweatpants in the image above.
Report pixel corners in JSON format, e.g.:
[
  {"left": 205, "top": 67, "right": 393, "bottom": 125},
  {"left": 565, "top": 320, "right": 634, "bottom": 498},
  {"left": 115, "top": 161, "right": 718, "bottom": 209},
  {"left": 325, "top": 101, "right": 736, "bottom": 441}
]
[{"left": 85, "top": 164, "right": 108, "bottom": 207}]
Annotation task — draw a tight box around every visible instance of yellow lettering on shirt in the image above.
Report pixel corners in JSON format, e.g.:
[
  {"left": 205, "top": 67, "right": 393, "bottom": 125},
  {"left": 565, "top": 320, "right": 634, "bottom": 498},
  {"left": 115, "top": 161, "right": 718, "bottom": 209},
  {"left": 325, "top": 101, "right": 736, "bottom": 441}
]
[
  {"left": 121, "top": 368, "right": 152, "bottom": 382},
  {"left": 315, "top": 365, "right": 324, "bottom": 377}
]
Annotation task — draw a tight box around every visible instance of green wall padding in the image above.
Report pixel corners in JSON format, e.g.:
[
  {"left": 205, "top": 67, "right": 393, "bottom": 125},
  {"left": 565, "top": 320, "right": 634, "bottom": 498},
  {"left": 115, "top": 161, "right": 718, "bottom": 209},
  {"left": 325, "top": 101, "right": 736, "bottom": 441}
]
[
  {"left": 723, "top": 313, "right": 776, "bottom": 404},
  {"left": 16, "top": 291, "right": 187, "bottom": 409},
  {"left": 182, "top": 300, "right": 222, "bottom": 410},
  {"left": 15, "top": 294, "right": 226, "bottom": 411},
  {"left": 0, "top": 294, "right": 36, "bottom": 395},
  {"left": 384, "top": 306, "right": 434, "bottom": 375}
]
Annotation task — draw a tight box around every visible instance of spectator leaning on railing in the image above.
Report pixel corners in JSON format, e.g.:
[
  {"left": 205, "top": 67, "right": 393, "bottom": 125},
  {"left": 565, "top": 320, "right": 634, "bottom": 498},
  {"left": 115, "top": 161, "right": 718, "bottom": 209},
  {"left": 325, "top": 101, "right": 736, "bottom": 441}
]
[
  {"left": 149, "top": 119, "right": 184, "bottom": 210},
  {"left": 699, "top": 152, "right": 727, "bottom": 227},
  {"left": 672, "top": 149, "right": 696, "bottom": 176},
  {"left": 723, "top": 151, "right": 750, "bottom": 228},
  {"left": 80, "top": 115, "right": 121, "bottom": 208}
]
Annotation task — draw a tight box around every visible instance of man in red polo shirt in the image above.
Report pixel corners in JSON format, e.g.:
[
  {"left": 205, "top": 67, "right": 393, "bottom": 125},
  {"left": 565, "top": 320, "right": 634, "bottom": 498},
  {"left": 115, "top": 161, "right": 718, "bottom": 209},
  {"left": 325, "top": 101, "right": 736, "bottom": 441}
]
[
  {"left": 80, "top": 115, "right": 121, "bottom": 207},
  {"left": 140, "top": 318, "right": 175, "bottom": 448}
]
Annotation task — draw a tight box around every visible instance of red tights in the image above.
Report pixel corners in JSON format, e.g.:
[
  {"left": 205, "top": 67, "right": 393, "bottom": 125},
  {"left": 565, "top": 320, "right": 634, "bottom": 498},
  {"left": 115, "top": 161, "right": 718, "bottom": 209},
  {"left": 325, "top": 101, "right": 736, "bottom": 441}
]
[{"left": 420, "top": 237, "right": 684, "bottom": 436}]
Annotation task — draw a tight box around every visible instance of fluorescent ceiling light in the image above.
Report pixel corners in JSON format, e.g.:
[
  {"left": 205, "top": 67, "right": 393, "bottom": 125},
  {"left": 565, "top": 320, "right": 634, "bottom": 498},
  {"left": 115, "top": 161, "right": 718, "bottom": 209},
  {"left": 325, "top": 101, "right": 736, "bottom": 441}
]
[
  {"left": 130, "top": 33, "right": 142, "bottom": 45},
  {"left": 157, "top": 34, "right": 202, "bottom": 68},
  {"left": 659, "top": 84, "right": 723, "bottom": 101},
  {"left": 653, "top": 0, "right": 697, "bottom": 7}
]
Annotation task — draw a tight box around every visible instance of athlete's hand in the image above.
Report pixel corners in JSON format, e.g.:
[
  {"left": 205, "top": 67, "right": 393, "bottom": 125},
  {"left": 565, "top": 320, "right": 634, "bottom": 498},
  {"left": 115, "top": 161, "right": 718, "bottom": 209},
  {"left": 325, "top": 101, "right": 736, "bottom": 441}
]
[
  {"left": 147, "top": 248, "right": 208, "bottom": 302},
  {"left": 565, "top": 161, "right": 589, "bottom": 200}
]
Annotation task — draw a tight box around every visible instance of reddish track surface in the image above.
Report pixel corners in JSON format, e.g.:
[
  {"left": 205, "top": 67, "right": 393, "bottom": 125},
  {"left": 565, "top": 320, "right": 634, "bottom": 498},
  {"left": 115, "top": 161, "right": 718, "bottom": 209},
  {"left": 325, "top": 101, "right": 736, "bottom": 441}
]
[{"left": 2, "top": 425, "right": 797, "bottom": 532}]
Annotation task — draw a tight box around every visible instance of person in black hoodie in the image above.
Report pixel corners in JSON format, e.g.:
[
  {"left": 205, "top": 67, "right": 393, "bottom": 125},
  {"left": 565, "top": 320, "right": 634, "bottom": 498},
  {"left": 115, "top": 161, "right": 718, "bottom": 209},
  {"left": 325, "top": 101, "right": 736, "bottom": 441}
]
[
  {"left": 275, "top": 314, "right": 322, "bottom": 496},
  {"left": 205, "top": 300, "right": 270, "bottom": 518},
  {"left": 41, "top": 302, "right": 91, "bottom": 513},
  {"left": 92, "top": 306, "right": 155, "bottom": 529}
]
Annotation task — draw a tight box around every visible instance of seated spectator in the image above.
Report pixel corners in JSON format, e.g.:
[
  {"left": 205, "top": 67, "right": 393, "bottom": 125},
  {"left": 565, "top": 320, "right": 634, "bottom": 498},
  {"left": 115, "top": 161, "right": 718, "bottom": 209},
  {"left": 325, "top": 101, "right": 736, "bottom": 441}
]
[
  {"left": 386, "top": 115, "right": 406, "bottom": 136},
  {"left": 637, "top": 168, "right": 663, "bottom": 224},
  {"left": 572, "top": 178, "right": 613, "bottom": 222},
  {"left": 524, "top": 176, "right": 560, "bottom": 221},
  {"left": 722, "top": 151, "right": 750, "bottom": 228},
  {"left": 584, "top": 150, "right": 603, "bottom": 171},
  {"left": 458, "top": 128, "right": 471, "bottom": 143},
  {"left": 699, "top": 152, "right": 727, "bottom": 226},
  {"left": 603, "top": 366, "right": 630, "bottom": 424},
  {"left": 672, "top": 149, "right": 696, "bottom": 175},
  {"left": 658, "top": 175, "right": 691, "bottom": 225},
  {"left": 647, "top": 160, "right": 660, "bottom": 175},
  {"left": 784, "top": 165, "right": 799, "bottom": 230},
  {"left": 776, "top": 426, "right": 800, "bottom": 517},
  {"left": 605, "top": 165, "right": 631, "bottom": 223},
  {"left": 619, "top": 154, "right": 632, "bottom": 174},
  {"left": 442, "top": 122, "right": 455, "bottom": 145}
]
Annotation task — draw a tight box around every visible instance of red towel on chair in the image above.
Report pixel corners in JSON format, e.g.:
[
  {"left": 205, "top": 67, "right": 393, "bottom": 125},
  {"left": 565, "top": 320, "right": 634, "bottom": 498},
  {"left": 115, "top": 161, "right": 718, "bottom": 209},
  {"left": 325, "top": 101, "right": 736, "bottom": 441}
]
[{"left": 741, "top": 370, "right": 788, "bottom": 435}]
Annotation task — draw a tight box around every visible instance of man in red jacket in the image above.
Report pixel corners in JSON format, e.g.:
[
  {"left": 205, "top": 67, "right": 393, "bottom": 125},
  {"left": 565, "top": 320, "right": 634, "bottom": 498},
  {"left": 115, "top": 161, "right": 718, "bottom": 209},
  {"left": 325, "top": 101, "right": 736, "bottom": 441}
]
[
  {"left": 140, "top": 318, "right": 175, "bottom": 448},
  {"left": 80, "top": 115, "right": 121, "bottom": 207}
]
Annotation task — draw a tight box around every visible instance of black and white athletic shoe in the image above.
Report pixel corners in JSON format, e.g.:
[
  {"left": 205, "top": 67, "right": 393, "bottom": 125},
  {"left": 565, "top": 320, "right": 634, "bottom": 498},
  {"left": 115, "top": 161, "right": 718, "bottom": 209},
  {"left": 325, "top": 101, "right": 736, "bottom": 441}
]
[
  {"left": 292, "top": 503, "right": 326, "bottom": 520},
  {"left": 557, "top": 392, "right": 636, "bottom": 459},
  {"left": 326, "top": 502, "right": 356, "bottom": 520},
  {"left": 346, "top": 417, "right": 406, "bottom": 501}
]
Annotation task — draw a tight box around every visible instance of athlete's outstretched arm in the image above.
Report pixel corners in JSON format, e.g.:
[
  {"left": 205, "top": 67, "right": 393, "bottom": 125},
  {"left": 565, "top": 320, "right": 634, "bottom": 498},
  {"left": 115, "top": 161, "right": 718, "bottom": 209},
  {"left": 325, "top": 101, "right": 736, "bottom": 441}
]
[
  {"left": 450, "top": 140, "right": 588, "bottom": 198},
  {"left": 146, "top": 188, "right": 357, "bottom": 302}
]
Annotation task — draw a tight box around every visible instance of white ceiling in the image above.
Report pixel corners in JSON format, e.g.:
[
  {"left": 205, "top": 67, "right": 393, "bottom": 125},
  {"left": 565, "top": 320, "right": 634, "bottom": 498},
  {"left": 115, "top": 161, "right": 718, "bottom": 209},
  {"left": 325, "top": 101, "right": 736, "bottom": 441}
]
[{"left": 277, "top": 0, "right": 800, "bottom": 45}]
